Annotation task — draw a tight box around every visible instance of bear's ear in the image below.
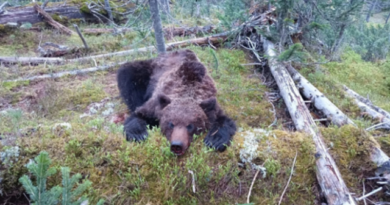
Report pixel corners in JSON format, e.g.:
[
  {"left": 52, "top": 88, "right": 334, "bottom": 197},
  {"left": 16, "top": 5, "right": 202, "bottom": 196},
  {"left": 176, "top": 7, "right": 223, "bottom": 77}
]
[
  {"left": 200, "top": 97, "right": 217, "bottom": 113},
  {"left": 158, "top": 94, "right": 171, "bottom": 109}
]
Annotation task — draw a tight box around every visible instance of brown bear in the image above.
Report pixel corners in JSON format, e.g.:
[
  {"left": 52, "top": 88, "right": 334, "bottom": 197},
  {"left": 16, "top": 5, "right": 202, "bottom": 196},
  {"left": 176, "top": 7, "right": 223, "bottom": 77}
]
[{"left": 117, "top": 49, "right": 236, "bottom": 155}]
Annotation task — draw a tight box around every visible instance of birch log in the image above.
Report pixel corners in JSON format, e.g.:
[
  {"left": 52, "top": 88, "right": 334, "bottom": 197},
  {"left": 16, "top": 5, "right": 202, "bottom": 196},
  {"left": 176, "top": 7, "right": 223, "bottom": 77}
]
[
  {"left": 285, "top": 64, "right": 354, "bottom": 126},
  {"left": 343, "top": 85, "right": 390, "bottom": 120},
  {"left": 264, "top": 39, "right": 356, "bottom": 205}
]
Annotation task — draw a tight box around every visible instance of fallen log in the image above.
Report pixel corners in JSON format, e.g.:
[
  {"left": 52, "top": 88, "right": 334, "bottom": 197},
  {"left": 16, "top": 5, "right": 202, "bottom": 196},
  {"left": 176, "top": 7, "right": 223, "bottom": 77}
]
[
  {"left": 0, "top": 5, "right": 92, "bottom": 25},
  {"left": 344, "top": 87, "right": 390, "bottom": 131},
  {"left": 6, "top": 61, "right": 126, "bottom": 82},
  {"left": 82, "top": 25, "right": 216, "bottom": 38},
  {"left": 0, "top": 56, "right": 64, "bottom": 65},
  {"left": 343, "top": 85, "right": 390, "bottom": 120},
  {"left": 286, "top": 65, "right": 390, "bottom": 179},
  {"left": 0, "top": 33, "right": 227, "bottom": 66},
  {"left": 263, "top": 39, "right": 356, "bottom": 205},
  {"left": 4, "top": 34, "right": 227, "bottom": 82},
  {"left": 33, "top": 4, "right": 75, "bottom": 36},
  {"left": 286, "top": 64, "right": 354, "bottom": 126}
]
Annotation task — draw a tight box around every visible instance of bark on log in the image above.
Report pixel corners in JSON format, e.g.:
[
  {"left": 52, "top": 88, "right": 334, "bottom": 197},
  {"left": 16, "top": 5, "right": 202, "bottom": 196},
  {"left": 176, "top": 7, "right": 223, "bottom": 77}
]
[
  {"left": 264, "top": 39, "right": 356, "bottom": 205},
  {"left": 0, "top": 5, "right": 92, "bottom": 25},
  {"left": 285, "top": 64, "right": 354, "bottom": 126},
  {"left": 343, "top": 85, "right": 390, "bottom": 120},
  {"left": 33, "top": 4, "right": 75, "bottom": 36}
]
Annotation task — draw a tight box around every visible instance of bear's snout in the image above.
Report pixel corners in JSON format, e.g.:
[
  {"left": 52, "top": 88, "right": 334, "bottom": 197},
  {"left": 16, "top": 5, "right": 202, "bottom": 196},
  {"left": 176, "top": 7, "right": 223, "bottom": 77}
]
[{"left": 170, "top": 126, "right": 190, "bottom": 156}]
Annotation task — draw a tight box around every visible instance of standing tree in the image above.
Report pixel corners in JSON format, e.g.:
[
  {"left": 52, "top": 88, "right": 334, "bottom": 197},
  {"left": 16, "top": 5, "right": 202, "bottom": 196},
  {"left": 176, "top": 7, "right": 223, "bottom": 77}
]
[{"left": 149, "top": 0, "right": 166, "bottom": 53}]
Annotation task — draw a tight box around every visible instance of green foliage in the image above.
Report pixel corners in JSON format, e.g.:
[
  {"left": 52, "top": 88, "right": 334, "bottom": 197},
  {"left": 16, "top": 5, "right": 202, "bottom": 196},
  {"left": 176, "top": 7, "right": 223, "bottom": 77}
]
[
  {"left": 277, "top": 43, "right": 307, "bottom": 62},
  {"left": 19, "top": 151, "right": 104, "bottom": 205},
  {"left": 19, "top": 151, "right": 61, "bottom": 205},
  {"left": 217, "top": 0, "right": 248, "bottom": 30},
  {"left": 348, "top": 23, "right": 390, "bottom": 61}
]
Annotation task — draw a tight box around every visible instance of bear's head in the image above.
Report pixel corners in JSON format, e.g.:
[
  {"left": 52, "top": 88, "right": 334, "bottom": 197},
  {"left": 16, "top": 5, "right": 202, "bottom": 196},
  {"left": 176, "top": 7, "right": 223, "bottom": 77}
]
[{"left": 157, "top": 95, "right": 216, "bottom": 155}]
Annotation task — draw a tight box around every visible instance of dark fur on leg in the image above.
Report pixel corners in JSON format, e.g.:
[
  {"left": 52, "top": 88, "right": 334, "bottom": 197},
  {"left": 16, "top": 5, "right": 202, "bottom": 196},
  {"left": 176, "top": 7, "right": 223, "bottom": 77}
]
[
  {"left": 117, "top": 59, "right": 154, "bottom": 111},
  {"left": 124, "top": 115, "right": 149, "bottom": 142},
  {"left": 204, "top": 115, "right": 236, "bottom": 152}
]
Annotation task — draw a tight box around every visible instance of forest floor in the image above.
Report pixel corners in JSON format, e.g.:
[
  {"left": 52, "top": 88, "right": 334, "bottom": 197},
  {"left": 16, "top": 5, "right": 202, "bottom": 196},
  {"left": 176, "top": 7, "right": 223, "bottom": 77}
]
[{"left": 0, "top": 22, "right": 390, "bottom": 205}]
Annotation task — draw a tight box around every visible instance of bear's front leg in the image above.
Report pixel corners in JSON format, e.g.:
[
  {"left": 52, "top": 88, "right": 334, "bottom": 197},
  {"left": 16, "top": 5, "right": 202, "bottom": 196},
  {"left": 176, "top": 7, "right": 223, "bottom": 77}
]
[
  {"left": 204, "top": 115, "right": 236, "bottom": 152},
  {"left": 124, "top": 115, "right": 149, "bottom": 142}
]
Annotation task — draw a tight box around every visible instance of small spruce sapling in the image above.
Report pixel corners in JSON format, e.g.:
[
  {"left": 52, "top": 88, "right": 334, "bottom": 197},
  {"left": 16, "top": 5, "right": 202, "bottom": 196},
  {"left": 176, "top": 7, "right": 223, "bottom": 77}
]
[
  {"left": 19, "top": 151, "right": 105, "bottom": 205},
  {"left": 19, "top": 151, "right": 62, "bottom": 205}
]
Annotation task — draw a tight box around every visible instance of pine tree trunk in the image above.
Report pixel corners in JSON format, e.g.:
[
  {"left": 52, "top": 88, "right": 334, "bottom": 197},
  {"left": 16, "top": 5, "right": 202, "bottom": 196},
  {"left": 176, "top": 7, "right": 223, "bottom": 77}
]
[
  {"left": 386, "top": 11, "right": 390, "bottom": 24},
  {"left": 149, "top": 0, "right": 166, "bottom": 53}
]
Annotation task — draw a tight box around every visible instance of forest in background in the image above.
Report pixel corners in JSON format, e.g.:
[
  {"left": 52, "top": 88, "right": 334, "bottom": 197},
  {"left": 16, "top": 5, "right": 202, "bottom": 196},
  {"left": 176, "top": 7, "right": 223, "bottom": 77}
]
[{"left": 1, "top": 0, "right": 390, "bottom": 204}]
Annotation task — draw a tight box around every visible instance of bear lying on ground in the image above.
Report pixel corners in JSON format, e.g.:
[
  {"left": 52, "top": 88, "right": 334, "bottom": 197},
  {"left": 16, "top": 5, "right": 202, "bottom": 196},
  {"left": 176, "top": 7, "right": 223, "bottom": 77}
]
[{"left": 117, "top": 49, "right": 236, "bottom": 155}]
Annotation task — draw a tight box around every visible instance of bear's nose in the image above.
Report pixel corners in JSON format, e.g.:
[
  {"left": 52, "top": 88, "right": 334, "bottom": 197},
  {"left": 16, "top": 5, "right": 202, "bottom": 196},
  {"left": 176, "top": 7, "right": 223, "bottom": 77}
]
[{"left": 171, "top": 141, "right": 184, "bottom": 155}]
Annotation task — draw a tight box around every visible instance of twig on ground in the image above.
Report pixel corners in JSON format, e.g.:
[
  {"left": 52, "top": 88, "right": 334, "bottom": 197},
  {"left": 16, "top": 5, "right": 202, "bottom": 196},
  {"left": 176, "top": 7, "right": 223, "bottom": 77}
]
[
  {"left": 363, "top": 180, "right": 367, "bottom": 205},
  {"left": 188, "top": 170, "right": 196, "bottom": 193},
  {"left": 241, "top": 63, "right": 263, "bottom": 66},
  {"left": 278, "top": 151, "right": 298, "bottom": 205},
  {"left": 356, "top": 187, "right": 383, "bottom": 201},
  {"left": 268, "top": 101, "right": 277, "bottom": 128},
  {"left": 247, "top": 169, "right": 261, "bottom": 204}
]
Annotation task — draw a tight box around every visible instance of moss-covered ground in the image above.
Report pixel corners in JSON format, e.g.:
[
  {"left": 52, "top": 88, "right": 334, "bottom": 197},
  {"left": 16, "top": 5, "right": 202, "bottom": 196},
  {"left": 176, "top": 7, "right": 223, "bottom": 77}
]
[{"left": 1, "top": 20, "right": 390, "bottom": 204}]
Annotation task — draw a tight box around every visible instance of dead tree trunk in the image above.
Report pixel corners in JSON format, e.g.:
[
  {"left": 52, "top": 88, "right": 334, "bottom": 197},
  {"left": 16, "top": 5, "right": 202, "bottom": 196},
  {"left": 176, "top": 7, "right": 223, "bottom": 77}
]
[
  {"left": 33, "top": 4, "right": 75, "bottom": 36},
  {"left": 104, "top": 0, "right": 114, "bottom": 24},
  {"left": 286, "top": 64, "right": 354, "bottom": 126},
  {"left": 149, "top": 0, "right": 166, "bottom": 53},
  {"left": 0, "top": 5, "right": 93, "bottom": 25},
  {"left": 264, "top": 39, "right": 356, "bottom": 205}
]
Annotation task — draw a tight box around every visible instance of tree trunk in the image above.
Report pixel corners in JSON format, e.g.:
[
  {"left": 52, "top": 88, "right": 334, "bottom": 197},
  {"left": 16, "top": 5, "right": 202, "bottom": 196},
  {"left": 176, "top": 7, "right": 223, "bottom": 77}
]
[
  {"left": 386, "top": 11, "right": 390, "bottom": 24},
  {"left": 33, "top": 4, "right": 75, "bottom": 36},
  {"left": 0, "top": 5, "right": 93, "bottom": 25},
  {"left": 104, "top": 0, "right": 114, "bottom": 24},
  {"left": 149, "top": 0, "right": 166, "bottom": 53},
  {"left": 366, "top": 0, "right": 378, "bottom": 22},
  {"left": 330, "top": 24, "right": 346, "bottom": 58},
  {"left": 285, "top": 64, "right": 354, "bottom": 126},
  {"left": 264, "top": 39, "right": 356, "bottom": 205}
]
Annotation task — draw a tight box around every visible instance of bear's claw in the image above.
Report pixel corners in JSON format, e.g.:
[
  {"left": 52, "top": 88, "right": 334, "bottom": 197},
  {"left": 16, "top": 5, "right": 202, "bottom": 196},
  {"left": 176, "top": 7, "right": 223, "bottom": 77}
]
[{"left": 124, "top": 116, "right": 149, "bottom": 142}]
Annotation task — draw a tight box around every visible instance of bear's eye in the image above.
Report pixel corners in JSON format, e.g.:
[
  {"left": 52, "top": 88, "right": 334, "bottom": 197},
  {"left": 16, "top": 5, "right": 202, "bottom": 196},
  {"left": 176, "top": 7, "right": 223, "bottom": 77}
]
[
  {"left": 186, "top": 124, "right": 194, "bottom": 132},
  {"left": 168, "top": 122, "right": 174, "bottom": 129}
]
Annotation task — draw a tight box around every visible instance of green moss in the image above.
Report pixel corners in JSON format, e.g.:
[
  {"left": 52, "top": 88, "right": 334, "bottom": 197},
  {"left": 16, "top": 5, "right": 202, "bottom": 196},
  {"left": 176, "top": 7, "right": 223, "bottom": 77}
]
[
  {"left": 51, "top": 13, "right": 69, "bottom": 25},
  {"left": 2, "top": 81, "right": 30, "bottom": 91},
  {"left": 321, "top": 125, "right": 377, "bottom": 191}
]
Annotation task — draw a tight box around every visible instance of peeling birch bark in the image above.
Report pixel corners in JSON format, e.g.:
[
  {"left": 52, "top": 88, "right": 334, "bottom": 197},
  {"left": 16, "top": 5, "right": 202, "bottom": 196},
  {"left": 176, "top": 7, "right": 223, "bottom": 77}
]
[{"left": 264, "top": 39, "right": 356, "bottom": 205}]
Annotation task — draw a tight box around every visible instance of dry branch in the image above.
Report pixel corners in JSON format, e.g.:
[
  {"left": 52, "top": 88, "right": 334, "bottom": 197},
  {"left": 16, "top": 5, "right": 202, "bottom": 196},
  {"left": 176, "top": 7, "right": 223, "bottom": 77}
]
[
  {"left": 343, "top": 85, "right": 390, "bottom": 120},
  {"left": 286, "top": 64, "right": 354, "bottom": 127},
  {"left": 0, "top": 5, "right": 91, "bottom": 25},
  {"left": 4, "top": 34, "right": 227, "bottom": 82},
  {"left": 0, "top": 56, "right": 63, "bottom": 65},
  {"left": 264, "top": 39, "right": 356, "bottom": 205},
  {"left": 33, "top": 4, "right": 75, "bottom": 36},
  {"left": 74, "top": 24, "right": 89, "bottom": 49},
  {"left": 82, "top": 25, "right": 215, "bottom": 38},
  {"left": 0, "top": 33, "right": 227, "bottom": 66},
  {"left": 6, "top": 62, "right": 126, "bottom": 82}
]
